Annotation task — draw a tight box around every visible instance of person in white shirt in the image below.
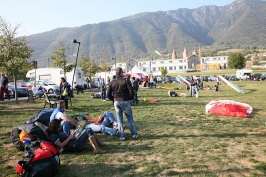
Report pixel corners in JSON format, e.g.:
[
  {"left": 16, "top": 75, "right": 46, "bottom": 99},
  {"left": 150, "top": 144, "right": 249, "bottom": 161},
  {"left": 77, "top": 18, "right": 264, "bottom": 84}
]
[{"left": 31, "top": 82, "right": 45, "bottom": 98}]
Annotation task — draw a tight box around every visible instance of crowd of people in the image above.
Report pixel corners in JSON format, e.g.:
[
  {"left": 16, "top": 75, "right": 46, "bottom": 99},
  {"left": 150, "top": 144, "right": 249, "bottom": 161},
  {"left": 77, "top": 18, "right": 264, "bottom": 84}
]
[
  {"left": 7, "top": 66, "right": 229, "bottom": 162},
  {"left": 46, "top": 67, "right": 139, "bottom": 154}
]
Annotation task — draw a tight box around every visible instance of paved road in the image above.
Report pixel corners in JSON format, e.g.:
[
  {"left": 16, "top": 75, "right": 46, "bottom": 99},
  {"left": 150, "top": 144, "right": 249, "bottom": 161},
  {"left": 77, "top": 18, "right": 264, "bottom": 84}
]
[
  {"left": 0, "top": 97, "right": 28, "bottom": 104},
  {"left": 0, "top": 88, "right": 99, "bottom": 104}
]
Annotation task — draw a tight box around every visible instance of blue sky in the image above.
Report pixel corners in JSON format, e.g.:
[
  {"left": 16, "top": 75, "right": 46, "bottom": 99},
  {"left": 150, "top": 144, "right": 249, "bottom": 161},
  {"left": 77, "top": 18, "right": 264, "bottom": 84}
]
[{"left": 0, "top": 0, "right": 234, "bottom": 36}]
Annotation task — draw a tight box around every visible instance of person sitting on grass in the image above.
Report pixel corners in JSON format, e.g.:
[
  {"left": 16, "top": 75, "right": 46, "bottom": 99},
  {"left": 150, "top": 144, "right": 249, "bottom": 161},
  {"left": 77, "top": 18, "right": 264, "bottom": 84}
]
[
  {"left": 72, "top": 114, "right": 118, "bottom": 136},
  {"left": 73, "top": 81, "right": 84, "bottom": 94},
  {"left": 48, "top": 119, "right": 106, "bottom": 154},
  {"left": 50, "top": 100, "right": 79, "bottom": 136}
]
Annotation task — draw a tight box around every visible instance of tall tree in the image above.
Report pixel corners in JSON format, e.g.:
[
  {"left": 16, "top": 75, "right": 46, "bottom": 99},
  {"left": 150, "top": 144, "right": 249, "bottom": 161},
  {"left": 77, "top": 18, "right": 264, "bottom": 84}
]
[
  {"left": 227, "top": 52, "right": 246, "bottom": 69},
  {"left": 80, "top": 55, "right": 98, "bottom": 80},
  {"left": 160, "top": 67, "right": 168, "bottom": 81},
  {"left": 99, "top": 55, "right": 111, "bottom": 72},
  {"left": 0, "top": 17, "right": 33, "bottom": 103},
  {"left": 50, "top": 42, "right": 74, "bottom": 78}
]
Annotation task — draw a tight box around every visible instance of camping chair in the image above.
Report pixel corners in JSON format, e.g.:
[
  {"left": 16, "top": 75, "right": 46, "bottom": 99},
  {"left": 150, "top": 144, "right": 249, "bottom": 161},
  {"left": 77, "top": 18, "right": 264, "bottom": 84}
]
[{"left": 43, "top": 93, "right": 58, "bottom": 108}]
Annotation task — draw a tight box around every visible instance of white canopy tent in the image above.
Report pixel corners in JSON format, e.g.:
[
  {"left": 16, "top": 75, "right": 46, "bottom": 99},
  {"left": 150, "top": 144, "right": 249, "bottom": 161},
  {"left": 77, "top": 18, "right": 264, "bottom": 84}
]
[{"left": 126, "top": 65, "right": 148, "bottom": 78}]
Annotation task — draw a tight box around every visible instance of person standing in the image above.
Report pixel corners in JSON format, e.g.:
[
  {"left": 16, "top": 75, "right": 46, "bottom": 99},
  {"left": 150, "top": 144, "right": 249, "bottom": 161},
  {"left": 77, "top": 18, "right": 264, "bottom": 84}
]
[
  {"left": 132, "top": 77, "right": 139, "bottom": 105},
  {"left": 100, "top": 78, "right": 106, "bottom": 101},
  {"left": 0, "top": 73, "right": 10, "bottom": 101},
  {"left": 86, "top": 77, "right": 91, "bottom": 89},
  {"left": 189, "top": 76, "right": 195, "bottom": 97},
  {"left": 60, "top": 77, "right": 71, "bottom": 109},
  {"left": 107, "top": 67, "right": 138, "bottom": 141},
  {"left": 107, "top": 76, "right": 111, "bottom": 85},
  {"left": 153, "top": 76, "right": 157, "bottom": 88}
]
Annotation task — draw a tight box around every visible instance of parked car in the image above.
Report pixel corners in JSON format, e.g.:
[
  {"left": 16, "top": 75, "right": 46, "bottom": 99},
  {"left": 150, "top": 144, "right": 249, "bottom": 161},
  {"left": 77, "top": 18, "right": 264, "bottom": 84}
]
[
  {"left": 165, "top": 76, "right": 172, "bottom": 83},
  {"left": 193, "top": 75, "right": 201, "bottom": 80},
  {"left": 252, "top": 73, "right": 265, "bottom": 81},
  {"left": 228, "top": 76, "right": 240, "bottom": 81},
  {"left": 171, "top": 77, "right": 177, "bottom": 83},
  {"left": 209, "top": 75, "right": 217, "bottom": 82},
  {"left": 4, "top": 88, "right": 14, "bottom": 98},
  {"left": 8, "top": 83, "right": 29, "bottom": 97},
  {"left": 260, "top": 74, "right": 266, "bottom": 80},
  {"left": 155, "top": 76, "right": 162, "bottom": 83},
  {"left": 201, "top": 76, "right": 210, "bottom": 82},
  {"left": 10, "top": 81, "right": 33, "bottom": 89},
  {"left": 35, "top": 80, "right": 60, "bottom": 94}
]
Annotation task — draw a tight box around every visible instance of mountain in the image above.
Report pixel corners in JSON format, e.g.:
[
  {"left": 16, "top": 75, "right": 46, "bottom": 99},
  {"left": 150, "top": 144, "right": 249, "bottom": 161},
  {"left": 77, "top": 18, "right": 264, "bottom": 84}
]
[{"left": 26, "top": 0, "right": 266, "bottom": 67}]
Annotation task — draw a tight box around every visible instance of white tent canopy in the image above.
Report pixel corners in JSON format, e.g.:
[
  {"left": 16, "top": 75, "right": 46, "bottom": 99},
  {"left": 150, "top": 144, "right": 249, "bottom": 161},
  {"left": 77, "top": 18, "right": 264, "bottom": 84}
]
[{"left": 126, "top": 65, "right": 148, "bottom": 78}]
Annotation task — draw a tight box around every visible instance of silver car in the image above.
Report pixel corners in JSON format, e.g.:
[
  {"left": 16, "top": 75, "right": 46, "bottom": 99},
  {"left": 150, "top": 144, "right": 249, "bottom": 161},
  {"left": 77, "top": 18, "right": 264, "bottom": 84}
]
[{"left": 35, "top": 80, "right": 60, "bottom": 94}]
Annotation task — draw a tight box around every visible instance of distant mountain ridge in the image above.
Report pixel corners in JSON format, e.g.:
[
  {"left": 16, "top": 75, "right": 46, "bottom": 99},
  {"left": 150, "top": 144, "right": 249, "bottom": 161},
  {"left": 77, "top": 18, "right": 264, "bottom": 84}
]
[{"left": 26, "top": 0, "right": 266, "bottom": 67}]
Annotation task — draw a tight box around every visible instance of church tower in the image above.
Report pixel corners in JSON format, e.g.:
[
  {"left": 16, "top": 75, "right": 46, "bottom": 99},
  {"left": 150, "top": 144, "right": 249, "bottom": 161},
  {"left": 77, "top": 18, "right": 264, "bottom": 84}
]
[
  {"left": 183, "top": 47, "right": 188, "bottom": 58},
  {"left": 172, "top": 49, "right": 177, "bottom": 59},
  {"left": 192, "top": 50, "right": 198, "bottom": 56}
]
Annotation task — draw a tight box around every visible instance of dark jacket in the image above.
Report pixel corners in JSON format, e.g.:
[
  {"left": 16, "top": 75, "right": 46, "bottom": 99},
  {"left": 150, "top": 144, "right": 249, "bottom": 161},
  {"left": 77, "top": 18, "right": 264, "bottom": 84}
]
[
  {"left": 107, "top": 75, "right": 134, "bottom": 101},
  {"left": 133, "top": 80, "right": 139, "bottom": 92},
  {"left": 0, "top": 77, "right": 8, "bottom": 87}
]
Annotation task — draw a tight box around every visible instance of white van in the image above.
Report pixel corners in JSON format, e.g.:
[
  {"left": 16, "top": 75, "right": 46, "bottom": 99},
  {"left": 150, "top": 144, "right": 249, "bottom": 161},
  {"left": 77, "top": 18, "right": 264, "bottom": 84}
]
[
  {"left": 236, "top": 69, "right": 253, "bottom": 80},
  {"left": 26, "top": 67, "right": 88, "bottom": 89}
]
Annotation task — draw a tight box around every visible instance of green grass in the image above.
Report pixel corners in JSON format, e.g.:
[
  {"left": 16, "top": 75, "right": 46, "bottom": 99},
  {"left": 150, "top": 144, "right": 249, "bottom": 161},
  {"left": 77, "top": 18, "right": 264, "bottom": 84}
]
[{"left": 1, "top": 78, "right": 266, "bottom": 176}]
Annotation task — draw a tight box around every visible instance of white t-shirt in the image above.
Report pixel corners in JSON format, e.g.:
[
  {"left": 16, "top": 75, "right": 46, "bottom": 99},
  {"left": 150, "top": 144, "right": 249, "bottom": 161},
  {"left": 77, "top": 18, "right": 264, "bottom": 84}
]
[
  {"left": 55, "top": 112, "right": 66, "bottom": 120},
  {"left": 31, "top": 86, "right": 39, "bottom": 94}
]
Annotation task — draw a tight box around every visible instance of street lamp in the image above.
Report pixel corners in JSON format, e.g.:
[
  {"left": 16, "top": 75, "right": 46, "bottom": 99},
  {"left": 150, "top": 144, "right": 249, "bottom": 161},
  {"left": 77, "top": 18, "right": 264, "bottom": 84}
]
[
  {"left": 112, "top": 57, "right": 116, "bottom": 69},
  {"left": 72, "top": 39, "right": 81, "bottom": 89}
]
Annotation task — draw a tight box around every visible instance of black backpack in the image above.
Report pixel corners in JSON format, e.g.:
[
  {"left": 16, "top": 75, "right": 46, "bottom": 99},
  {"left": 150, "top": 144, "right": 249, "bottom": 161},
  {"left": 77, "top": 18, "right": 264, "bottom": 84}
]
[
  {"left": 11, "top": 122, "right": 49, "bottom": 151},
  {"left": 26, "top": 108, "right": 55, "bottom": 126},
  {"left": 10, "top": 127, "right": 25, "bottom": 151}
]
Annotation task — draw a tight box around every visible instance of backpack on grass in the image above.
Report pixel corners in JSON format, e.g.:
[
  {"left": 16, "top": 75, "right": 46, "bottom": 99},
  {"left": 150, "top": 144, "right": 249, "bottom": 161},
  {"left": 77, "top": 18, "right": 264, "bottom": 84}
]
[
  {"left": 26, "top": 108, "right": 55, "bottom": 126},
  {"left": 16, "top": 141, "right": 60, "bottom": 177},
  {"left": 11, "top": 122, "right": 49, "bottom": 151},
  {"left": 10, "top": 127, "right": 25, "bottom": 151}
]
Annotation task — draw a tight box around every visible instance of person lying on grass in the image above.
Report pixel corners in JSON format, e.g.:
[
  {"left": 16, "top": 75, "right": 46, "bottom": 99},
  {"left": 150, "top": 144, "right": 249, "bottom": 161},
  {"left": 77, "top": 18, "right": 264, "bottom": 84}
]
[
  {"left": 48, "top": 119, "right": 106, "bottom": 154},
  {"left": 71, "top": 111, "right": 119, "bottom": 136}
]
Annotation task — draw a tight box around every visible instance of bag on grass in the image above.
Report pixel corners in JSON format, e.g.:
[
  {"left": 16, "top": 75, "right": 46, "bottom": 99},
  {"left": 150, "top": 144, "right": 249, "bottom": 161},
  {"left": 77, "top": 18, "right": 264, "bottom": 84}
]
[
  {"left": 168, "top": 90, "right": 178, "bottom": 97},
  {"left": 16, "top": 141, "right": 60, "bottom": 177},
  {"left": 11, "top": 122, "right": 49, "bottom": 151},
  {"left": 10, "top": 127, "right": 25, "bottom": 151},
  {"left": 26, "top": 108, "right": 55, "bottom": 126}
]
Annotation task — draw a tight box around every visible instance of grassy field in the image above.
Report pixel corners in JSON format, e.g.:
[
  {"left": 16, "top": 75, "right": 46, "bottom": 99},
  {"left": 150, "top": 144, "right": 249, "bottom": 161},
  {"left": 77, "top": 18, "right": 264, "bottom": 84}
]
[{"left": 1, "top": 77, "right": 266, "bottom": 177}]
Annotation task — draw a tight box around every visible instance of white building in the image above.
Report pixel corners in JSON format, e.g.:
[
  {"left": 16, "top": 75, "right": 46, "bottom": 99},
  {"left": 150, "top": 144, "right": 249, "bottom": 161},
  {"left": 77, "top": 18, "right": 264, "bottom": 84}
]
[{"left": 109, "top": 48, "right": 228, "bottom": 75}]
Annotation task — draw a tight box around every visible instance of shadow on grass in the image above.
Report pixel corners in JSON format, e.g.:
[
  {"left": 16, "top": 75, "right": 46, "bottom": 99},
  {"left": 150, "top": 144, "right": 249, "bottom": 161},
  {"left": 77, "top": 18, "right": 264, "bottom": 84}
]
[
  {"left": 244, "top": 89, "right": 258, "bottom": 94},
  {"left": 165, "top": 167, "right": 260, "bottom": 176},
  {"left": 138, "top": 131, "right": 266, "bottom": 140},
  {"left": 56, "top": 163, "right": 134, "bottom": 177}
]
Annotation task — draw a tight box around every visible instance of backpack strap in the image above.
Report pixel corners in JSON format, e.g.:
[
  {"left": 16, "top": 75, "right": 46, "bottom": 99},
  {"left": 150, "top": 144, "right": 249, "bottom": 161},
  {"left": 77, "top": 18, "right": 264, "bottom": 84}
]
[{"left": 34, "top": 122, "right": 49, "bottom": 138}]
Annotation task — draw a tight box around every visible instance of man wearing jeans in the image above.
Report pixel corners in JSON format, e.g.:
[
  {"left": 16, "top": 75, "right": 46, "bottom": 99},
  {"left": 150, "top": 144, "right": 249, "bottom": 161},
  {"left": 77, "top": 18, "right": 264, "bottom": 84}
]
[{"left": 107, "top": 67, "right": 138, "bottom": 141}]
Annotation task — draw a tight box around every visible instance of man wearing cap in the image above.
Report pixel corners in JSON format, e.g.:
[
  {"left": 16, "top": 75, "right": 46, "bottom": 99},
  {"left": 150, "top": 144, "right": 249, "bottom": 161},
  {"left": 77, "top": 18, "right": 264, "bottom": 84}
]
[
  {"left": 0, "top": 73, "right": 10, "bottom": 101},
  {"left": 107, "top": 67, "right": 138, "bottom": 141}
]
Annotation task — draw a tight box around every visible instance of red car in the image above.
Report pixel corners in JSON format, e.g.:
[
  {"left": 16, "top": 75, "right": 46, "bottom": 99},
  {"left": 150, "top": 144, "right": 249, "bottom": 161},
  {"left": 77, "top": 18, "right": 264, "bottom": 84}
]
[{"left": 9, "top": 81, "right": 33, "bottom": 89}]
